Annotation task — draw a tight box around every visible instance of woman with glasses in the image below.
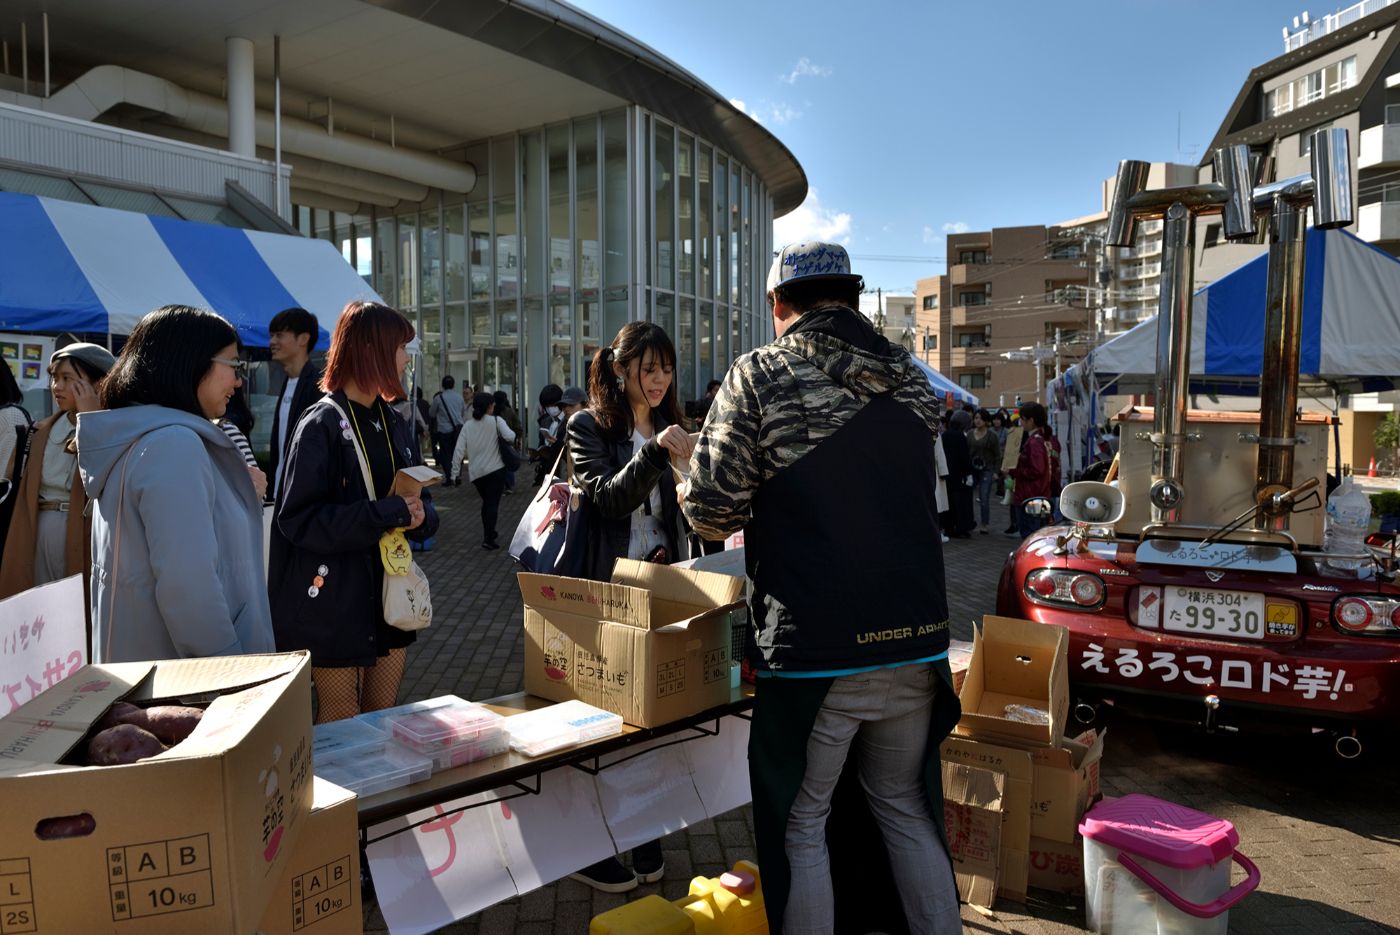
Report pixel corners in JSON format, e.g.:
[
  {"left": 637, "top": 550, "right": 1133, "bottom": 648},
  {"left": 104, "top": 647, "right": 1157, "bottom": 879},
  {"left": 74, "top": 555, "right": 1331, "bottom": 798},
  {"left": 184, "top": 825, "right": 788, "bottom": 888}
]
[
  {"left": 0, "top": 343, "right": 116, "bottom": 601},
  {"left": 76, "top": 305, "right": 275, "bottom": 663},
  {"left": 271, "top": 301, "right": 438, "bottom": 722}
]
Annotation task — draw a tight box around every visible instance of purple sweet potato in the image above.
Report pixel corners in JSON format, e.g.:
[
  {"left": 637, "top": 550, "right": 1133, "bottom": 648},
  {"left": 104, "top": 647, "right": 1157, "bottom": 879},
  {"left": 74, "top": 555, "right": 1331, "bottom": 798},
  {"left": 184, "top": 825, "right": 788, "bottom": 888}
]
[
  {"left": 87, "top": 724, "right": 167, "bottom": 766},
  {"left": 94, "top": 701, "right": 148, "bottom": 733},
  {"left": 141, "top": 705, "right": 204, "bottom": 745}
]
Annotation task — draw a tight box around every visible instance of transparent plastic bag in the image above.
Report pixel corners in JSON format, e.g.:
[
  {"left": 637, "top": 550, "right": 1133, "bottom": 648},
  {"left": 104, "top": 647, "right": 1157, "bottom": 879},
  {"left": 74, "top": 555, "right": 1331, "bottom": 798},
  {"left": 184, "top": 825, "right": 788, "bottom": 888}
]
[{"left": 1003, "top": 703, "right": 1049, "bottom": 725}]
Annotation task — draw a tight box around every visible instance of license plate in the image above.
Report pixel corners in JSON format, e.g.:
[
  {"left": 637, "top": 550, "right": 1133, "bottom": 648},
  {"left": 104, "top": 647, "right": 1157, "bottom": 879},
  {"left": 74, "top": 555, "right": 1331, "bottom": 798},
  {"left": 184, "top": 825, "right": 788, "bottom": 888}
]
[{"left": 1160, "top": 587, "right": 1265, "bottom": 640}]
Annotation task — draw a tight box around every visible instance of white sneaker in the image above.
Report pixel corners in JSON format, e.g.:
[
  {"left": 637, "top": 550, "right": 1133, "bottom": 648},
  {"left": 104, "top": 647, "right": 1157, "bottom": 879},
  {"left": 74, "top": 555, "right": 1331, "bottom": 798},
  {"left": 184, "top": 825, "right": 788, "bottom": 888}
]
[{"left": 941, "top": 533, "right": 951, "bottom": 543}]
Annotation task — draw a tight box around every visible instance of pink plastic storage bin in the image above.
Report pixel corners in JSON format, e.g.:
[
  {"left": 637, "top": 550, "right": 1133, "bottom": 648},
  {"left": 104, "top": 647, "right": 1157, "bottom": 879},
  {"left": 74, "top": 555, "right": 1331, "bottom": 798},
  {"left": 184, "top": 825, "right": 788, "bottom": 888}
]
[{"left": 1079, "top": 794, "right": 1260, "bottom": 935}]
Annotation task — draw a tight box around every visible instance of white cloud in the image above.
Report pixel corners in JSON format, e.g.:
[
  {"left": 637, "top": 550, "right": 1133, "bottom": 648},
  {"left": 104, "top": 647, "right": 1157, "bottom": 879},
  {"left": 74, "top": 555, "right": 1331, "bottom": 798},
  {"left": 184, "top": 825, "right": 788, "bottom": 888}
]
[
  {"left": 781, "top": 57, "right": 832, "bottom": 84},
  {"left": 942, "top": 221, "right": 970, "bottom": 234},
  {"left": 729, "top": 98, "right": 761, "bottom": 124},
  {"left": 766, "top": 102, "right": 802, "bottom": 124},
  {"left": 922, "top": 225, "right": 937, "bottom": 244},
  {"left": 774, "top": 188, "right": 853, "bottom": 248}
]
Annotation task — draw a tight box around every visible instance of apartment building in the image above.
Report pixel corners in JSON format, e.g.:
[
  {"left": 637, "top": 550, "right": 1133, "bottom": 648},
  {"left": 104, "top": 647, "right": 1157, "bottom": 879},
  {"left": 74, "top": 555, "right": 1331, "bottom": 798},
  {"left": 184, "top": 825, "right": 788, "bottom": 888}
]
[
  {"left": 1197, "top": 0, "right": 1400, "bottom": 283},
  {"left": 914, "top": 226, "right": 1090, "bottom": 408},
  {"left": 869, "top": 293, "right": 917, "bottom": 352}
]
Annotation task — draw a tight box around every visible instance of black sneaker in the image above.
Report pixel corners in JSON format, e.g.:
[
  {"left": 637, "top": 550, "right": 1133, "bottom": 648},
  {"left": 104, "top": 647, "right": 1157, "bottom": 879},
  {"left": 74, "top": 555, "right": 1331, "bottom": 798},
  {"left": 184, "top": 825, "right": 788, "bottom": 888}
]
[
  {"left": 570, "top": 857, "right": 638, "bottom": 893},
  {"left": 632, "top": 840, "right": 665, "bottom": 883}
]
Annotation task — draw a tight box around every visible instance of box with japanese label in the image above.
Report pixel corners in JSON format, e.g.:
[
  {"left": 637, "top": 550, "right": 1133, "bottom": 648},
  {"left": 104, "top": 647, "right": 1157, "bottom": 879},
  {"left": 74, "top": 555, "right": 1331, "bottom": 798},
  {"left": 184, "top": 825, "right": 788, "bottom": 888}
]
[
  {"left": 520, "top": 559, "right": 745, "bottom": 727},
  {"left": 955, "top": 615, "right": 1069, "bottom": 748},
  {"left": 0, "top": 652, "right": 313, "bottom": 934}
]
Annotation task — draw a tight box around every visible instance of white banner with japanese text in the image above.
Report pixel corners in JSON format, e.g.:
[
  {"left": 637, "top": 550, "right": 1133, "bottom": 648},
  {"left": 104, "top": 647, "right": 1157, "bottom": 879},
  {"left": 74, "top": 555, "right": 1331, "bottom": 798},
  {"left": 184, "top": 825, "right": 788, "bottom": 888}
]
[{"left": 0, "top": 575, "right": 87, "bottom": 716}]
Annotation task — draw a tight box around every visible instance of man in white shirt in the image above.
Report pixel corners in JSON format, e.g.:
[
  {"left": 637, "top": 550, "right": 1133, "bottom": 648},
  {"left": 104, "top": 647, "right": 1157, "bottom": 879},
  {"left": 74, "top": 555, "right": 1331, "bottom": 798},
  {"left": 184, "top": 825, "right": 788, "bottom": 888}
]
[{"left": 267, "top": 307, "right": 322, "bottom": 501}]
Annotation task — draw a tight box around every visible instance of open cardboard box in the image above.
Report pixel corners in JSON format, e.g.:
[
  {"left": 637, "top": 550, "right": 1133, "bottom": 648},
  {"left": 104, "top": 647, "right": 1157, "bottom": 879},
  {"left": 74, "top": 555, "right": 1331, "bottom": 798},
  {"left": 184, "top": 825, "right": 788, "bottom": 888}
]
[
  {"left": 941, "top": 735, "right": 1033, "bottom": 902},
  {"left": 257, "top": 777, "right": 361, "bottom": 935},
  {"left": 955, "top": 615, "right": 1068, "bottom": 748},
  {"left": 1027, "top": 728, "right": 1104, "bottom": 843},
  {"left": 521, "top": 559, "right": 744, "bottom": 727},
  {"left": 0, "top": 652, "right": 314, "bottom": 934},
  {"left": 941, "top": 761, "right": 1005, "bottom": 909}
]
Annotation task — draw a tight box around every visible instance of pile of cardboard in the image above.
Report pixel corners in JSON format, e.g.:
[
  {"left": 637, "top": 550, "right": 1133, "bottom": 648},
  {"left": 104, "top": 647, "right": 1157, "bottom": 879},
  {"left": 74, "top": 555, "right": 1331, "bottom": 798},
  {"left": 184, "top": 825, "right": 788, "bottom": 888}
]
[
  {"left": 0, "top": 652, "right": 364, "bottom": 935},
  {"left": 942, "top": 616, "right": 1104, "bottom": 908}
]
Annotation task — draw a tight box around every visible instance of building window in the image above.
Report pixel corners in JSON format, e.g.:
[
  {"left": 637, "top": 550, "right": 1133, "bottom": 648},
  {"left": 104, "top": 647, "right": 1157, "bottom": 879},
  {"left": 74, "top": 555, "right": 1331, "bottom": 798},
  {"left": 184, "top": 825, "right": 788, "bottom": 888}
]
[
  {"left": 922, "top": 294, "right": 937, "bottom": 310},
  {"left": 1300, "top": 121, "right": 1333, "bottom": 157},
  {"left": 1049, "top": 242, "right": 1083, "bottom": 260},
  {"left": 1387, "top": 103, "right": 1400, "bottom": 126},
  {"left": 958, "top": 249, "right": 988, "bottom": 265},
  {"left": 924, "top": 334, "right": 937, "bottom": 350},
  {"left": 957, "top": 332, "right": 988, "bottom": 348},
  {"left": 958, "top": 291, "right": 987, "bottom": 307},
  {"left": 958, "top": 372, "right": 987, "bottom": 389},
  {"left": 1265, "top": 55, "right": 1355, "bottom": 118},
  {"left": 1383, "top": 181, "right": 1400, "bottom": 203}
]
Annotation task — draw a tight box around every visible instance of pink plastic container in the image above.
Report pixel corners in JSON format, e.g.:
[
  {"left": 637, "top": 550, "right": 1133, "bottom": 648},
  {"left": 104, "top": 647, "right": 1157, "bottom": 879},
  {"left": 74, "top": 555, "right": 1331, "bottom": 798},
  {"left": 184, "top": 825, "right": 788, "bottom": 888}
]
[{"left": 1079, "top": 794, "right": 1260, "bottom": 935}]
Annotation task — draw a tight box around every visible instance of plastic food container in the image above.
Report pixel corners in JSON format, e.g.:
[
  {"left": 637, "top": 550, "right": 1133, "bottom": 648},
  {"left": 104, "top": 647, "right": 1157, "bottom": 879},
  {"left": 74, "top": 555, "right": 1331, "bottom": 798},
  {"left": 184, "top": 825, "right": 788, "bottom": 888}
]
[
  {"left": 1080, "top": 794, "right": 1260, "bottom": 934},
  {"left": 315, "top": 743, "right": 432, "bottom": 797},
  {"left": 429, "top": 731, "right": 510, "bottom": 772},
  {"left": 353, "top": 694, "right": 466, "bottom": 736},
  {"left": 386, "top": 699, "right": 505, "bottom": 753},
  {"left": 504, "top": 700, "right": 624, "bottom": 757},
  {"left": 312, "top": 717, "right": 387, "bottom": 759}
]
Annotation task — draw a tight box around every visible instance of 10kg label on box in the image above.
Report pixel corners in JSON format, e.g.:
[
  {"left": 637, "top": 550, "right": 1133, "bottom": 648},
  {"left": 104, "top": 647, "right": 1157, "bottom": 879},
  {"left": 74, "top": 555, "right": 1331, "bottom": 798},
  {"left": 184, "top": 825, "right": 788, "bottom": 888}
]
[{"left": 108, "top": 834, "right": 214, "bottom": 921}]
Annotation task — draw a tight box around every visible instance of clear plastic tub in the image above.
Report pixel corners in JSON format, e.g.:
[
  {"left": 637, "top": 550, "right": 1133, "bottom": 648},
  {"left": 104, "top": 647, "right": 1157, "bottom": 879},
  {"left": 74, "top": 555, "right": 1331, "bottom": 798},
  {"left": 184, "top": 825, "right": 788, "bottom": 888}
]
[
  {"left": 315, "top": 743, "right": 432, "bottom": 797},
  {"left": 386, "top": 699, "right": 505, "bottom": 753},
  {"left": 429, "top": 731, "right": 510, "bottom": 772},
  {"left": 312, "top": 717, "right": 387, "bottom": 760},
  {"left": 353, "top": 694, "right": 465, "bottom": 736},
  {"left": 504, "top": 701, "right": 624, "bottom": 757}
]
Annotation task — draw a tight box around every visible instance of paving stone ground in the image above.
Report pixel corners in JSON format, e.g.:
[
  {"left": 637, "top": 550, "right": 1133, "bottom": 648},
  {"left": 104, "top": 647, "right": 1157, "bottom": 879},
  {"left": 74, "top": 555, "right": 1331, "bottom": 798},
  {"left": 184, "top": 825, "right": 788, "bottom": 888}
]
[{"left": 363, "top": 477, "right": 1400, "bottom": 934}]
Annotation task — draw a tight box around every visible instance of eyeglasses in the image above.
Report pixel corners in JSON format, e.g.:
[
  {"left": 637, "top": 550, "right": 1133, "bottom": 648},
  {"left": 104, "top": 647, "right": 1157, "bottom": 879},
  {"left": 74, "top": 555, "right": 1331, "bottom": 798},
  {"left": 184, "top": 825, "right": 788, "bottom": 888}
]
[{"left": 210, "top": 356, "right": 249, "bottom": 379}]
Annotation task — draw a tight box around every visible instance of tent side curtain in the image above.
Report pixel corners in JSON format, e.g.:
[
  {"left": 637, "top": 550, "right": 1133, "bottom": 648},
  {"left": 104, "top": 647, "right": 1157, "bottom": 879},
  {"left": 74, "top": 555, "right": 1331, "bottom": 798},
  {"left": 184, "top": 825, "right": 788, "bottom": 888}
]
[
  {"left": 0, "top": 191, "right": 381, "bottom": 346},
  {"left": 1077, "top": 227, "right": 1400, "bottom": 396}
]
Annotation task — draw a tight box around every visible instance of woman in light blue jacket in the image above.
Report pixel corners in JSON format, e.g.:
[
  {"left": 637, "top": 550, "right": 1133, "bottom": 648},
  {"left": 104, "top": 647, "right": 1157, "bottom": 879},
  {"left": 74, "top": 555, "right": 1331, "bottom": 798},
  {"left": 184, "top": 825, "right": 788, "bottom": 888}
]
[{"left": 79, "top": 305, "right": 275, "bottom": 663}]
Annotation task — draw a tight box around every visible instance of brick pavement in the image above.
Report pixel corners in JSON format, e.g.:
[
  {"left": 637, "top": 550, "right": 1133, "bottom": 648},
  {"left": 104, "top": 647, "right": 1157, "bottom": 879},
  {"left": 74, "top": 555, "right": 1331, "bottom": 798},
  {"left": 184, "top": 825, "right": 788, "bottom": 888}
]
[{"left": 366, "top": 481, "right": 1400, "bottom": 934}]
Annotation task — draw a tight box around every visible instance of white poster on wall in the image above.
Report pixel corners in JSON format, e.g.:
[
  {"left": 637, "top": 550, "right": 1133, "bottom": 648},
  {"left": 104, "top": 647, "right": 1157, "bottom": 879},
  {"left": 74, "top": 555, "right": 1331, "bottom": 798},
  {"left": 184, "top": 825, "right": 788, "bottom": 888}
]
[
  {"left": 367, "top": 716, "right": 752, "bottom": 935},
  {"left": 0, "top": 575, "right": 88, "bottom": 716}
]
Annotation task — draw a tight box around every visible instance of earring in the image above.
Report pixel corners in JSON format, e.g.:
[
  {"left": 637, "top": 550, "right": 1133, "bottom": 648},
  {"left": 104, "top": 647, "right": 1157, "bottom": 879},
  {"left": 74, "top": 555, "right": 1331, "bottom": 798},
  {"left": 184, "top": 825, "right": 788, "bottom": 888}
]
[{"left": 616, "top": 376, "right": 625, "bottom": 391}]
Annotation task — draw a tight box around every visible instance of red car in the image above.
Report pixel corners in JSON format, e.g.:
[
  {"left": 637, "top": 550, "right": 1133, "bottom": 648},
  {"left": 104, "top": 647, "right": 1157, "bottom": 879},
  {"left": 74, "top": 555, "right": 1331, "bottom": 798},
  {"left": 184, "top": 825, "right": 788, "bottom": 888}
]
[{"left": 996, "top": 501, "right": 1400, "bottom": 756}]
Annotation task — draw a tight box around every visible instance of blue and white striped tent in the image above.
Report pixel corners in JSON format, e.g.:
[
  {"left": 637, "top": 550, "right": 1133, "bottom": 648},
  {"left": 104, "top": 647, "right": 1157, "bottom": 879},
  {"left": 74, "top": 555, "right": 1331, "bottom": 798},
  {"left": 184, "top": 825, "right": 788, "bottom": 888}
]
[
  {"left": 0, "top": 191, "right": 382, "bottom": 346},
  {"left": 1077, "top": 227, "right": 1400, "bottom": 395},
  {"left": 912, "top": 356, "right": 980, "bottom": 407}
]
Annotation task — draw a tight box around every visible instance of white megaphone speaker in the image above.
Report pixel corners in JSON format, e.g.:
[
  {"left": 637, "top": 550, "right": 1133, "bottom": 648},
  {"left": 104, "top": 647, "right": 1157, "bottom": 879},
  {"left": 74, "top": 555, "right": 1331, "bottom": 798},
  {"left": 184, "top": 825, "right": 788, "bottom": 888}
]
[{"left": 1059, "top": 481, "right": 1126, "bottom": 527}]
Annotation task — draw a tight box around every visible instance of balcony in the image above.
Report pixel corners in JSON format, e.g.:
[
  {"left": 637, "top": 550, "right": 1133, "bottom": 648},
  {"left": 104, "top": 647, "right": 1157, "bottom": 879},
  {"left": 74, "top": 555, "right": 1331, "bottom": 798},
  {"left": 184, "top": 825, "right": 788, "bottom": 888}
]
[
  {"left": 950, "top": 263, "right": 992, "bottom": 286},
  {"left": 1358, "top": 201, "right": 1400, "bottom": 242},
  {"left": 948, "top": 344, "right": 994, "bottom": 369},
  {"left": 1359, "top": 124, "right": 1400, "bottom": 169}
]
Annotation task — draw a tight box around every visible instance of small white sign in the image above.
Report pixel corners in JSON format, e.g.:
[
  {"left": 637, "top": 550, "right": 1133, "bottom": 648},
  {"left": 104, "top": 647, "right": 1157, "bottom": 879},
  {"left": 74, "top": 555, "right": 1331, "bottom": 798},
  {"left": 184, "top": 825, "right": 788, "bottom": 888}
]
[{"left": 0, "top": 575, "right": 87, "bottom": 716}]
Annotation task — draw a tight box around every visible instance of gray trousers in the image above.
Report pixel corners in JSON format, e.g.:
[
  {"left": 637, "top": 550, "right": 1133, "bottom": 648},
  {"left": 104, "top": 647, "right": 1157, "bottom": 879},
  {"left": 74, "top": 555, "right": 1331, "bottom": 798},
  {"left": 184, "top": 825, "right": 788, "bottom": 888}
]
[{"left": 782, "top": 662, "right": 962, "bottom": 935}]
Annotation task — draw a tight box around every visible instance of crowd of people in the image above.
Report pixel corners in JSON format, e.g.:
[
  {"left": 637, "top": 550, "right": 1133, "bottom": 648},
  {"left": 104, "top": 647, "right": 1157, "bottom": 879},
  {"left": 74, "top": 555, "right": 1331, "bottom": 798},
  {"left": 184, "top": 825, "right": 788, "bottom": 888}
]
[{"left": 0, "top": 239, "right": 1080, "bottom": 934}]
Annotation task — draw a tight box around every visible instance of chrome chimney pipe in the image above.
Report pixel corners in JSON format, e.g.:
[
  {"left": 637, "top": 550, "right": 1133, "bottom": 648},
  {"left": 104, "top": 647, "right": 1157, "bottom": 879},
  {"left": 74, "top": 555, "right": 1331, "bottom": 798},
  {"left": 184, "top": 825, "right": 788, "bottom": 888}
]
[
  {"left": 1105, "top": 160, "right": 1151, "bottom": 248},
  {"left": 1213, "top": 145, "right": 1257, "bottom": 241},
  {"left": 1254, "top": 128, "right": 1352, "bottom": 530}
]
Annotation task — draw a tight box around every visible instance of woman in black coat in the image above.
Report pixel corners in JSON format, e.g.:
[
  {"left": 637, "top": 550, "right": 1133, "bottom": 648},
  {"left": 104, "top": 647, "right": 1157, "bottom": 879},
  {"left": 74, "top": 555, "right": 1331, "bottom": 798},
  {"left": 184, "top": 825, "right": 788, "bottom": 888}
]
[
  {"left": 942, "top": 409, "right": 977, "bottom": 537},
  {"left": 564, "top": 320, "right": 694, "bottom": 891},
  {"left": 270, "top": 302, "right": 439, "bottom": 723}
]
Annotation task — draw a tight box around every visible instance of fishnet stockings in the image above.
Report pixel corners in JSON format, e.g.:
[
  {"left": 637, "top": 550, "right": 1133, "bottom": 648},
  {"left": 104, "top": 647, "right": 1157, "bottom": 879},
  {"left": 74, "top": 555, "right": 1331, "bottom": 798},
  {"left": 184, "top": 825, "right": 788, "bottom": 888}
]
[{"left": 312, "top": 648, "right": 408, "bottom": 723}]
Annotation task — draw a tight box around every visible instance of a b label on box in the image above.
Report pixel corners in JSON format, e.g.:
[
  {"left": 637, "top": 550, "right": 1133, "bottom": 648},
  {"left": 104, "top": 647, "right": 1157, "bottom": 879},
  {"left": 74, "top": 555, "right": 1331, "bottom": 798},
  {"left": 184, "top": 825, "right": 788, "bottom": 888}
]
[
  {"left": 290, "top": 853, "right": 353, "bottom": 930},
  {"left": 108, "top": 834, "right": 215, "bottom": 921}
]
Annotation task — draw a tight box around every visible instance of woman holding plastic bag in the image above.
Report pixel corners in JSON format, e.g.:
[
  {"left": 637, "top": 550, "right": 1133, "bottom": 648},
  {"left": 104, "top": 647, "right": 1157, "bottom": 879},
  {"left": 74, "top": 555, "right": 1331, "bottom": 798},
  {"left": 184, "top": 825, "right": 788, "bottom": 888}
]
[
  {"left": 270, "top": 301, "right": 438, "bottom": 723},
  {"left": 564, "top": 320, "right": 694, "bottom": 891}
]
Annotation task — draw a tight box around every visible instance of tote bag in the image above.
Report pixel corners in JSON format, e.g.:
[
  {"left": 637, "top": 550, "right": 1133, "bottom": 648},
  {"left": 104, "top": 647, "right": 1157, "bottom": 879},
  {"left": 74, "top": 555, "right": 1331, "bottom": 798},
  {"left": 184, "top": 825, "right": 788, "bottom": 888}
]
[{"left": 509, "top": 443, "right": 587, "bottom": 576}]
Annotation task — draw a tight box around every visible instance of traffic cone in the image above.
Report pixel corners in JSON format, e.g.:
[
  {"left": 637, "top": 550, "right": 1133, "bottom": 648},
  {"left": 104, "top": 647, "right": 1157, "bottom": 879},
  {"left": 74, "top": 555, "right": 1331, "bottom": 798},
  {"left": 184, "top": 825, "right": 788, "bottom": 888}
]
[{"left": 1369, "top": 457, "right": 1378, "bottom": 478}]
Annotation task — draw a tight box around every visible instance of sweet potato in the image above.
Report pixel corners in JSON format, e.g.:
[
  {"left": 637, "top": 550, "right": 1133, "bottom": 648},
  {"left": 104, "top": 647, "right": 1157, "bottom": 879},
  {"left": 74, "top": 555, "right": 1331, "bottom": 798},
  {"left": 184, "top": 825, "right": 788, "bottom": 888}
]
[
  {"left": 94, "top": 701, "right": 148, "bottom": 733},
  {"left": 141, "top": 705, "right": 204, "bottom": 745},
  {"left": 87, "top": 724, "right": 167, "bottom": 766}
]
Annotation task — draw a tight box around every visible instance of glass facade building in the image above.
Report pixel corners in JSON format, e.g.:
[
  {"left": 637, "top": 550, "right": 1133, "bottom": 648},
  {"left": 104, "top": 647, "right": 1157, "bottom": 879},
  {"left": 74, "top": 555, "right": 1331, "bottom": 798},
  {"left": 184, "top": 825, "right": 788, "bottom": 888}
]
[{"left": 292, "top": 106, "right": 774, "bottom": 420}]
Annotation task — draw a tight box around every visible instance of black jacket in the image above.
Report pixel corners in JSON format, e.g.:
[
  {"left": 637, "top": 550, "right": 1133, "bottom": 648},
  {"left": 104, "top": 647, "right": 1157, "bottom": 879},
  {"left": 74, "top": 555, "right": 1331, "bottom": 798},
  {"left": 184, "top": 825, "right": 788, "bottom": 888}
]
[
  {"left": 268, "top": 359, "right": 323, "bottom": 500},
  {"left": 567, "top": 407, "right": 687, "bottom": 582},
  {"left": 268, "top": 390, "right": 439, "bottom": 666}
]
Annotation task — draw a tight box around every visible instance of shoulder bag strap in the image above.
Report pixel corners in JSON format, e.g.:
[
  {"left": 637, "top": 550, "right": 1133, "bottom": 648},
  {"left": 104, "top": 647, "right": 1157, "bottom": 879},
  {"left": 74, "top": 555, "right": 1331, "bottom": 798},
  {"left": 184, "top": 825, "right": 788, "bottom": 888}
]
[
  {"left": 320, "top": 397, "right": 376, "bottom": 500},
  {"left": 102, "top": 434, "right": 153, "bottom": 661}
]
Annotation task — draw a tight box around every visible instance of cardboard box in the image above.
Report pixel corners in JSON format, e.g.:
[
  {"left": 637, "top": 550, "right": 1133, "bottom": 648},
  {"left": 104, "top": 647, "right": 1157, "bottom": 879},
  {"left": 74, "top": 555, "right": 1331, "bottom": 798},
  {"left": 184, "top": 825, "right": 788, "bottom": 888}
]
[
  {"left": 1028, "top": 835, "right": 1084, "bottom": 895},
  {"left": 955, "top": 615, "right": 1068, "bottom": 748},
  {"left": 257, "top": 777, "right": 361, "bottom": 935},
  {"left": 941, "top": 762, "right": 1004, "bottom": 908},
  {"left": 1027, "top": 729, "right": 1105, "bottom": 844},
  {"left": 941, "top": 735, "right": 1033, "bottom": 902},
  {"left": 521, "top": 559, "right": 744, "bottom": 727},
  {"left": 0, "top": 653, "right": 314, "bottom": 935},
  {"left": 947, "top": 639, "right": 974, "bottom": 695}
]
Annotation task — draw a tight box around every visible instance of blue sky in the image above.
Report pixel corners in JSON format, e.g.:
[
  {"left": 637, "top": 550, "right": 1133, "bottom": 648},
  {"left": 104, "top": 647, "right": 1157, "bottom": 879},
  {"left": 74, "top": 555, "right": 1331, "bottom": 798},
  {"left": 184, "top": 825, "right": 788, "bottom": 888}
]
[{"left": 572, "top": 0, "right": 1317, "bottom": 295}]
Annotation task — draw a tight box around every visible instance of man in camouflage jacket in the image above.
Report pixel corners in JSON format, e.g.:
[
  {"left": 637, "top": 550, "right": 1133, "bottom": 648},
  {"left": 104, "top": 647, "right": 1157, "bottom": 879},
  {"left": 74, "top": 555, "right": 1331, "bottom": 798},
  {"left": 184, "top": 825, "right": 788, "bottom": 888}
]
[{"left": 682, "top": 242, "right": 961, "bottom": 934}]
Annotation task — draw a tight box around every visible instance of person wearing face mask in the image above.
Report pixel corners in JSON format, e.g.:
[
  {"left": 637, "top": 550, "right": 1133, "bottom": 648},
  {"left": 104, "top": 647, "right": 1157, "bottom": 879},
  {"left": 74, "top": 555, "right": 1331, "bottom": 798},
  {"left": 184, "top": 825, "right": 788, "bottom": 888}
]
[
  {"left": 77, "top": 306, "right": 275, "bottom": 663},
  {"left": 564, "top": 321, "right": 694, "bottom": 892},
  {"left": 0, "top": 343, "right": 115, "bottom": 602}
]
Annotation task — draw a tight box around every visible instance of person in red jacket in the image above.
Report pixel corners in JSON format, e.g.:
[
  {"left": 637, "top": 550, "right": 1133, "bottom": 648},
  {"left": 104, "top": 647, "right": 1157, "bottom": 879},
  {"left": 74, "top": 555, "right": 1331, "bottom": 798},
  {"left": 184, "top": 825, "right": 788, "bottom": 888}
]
[{"left": 1011, "top": 402, "right": 1061, "bottom": 538}]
